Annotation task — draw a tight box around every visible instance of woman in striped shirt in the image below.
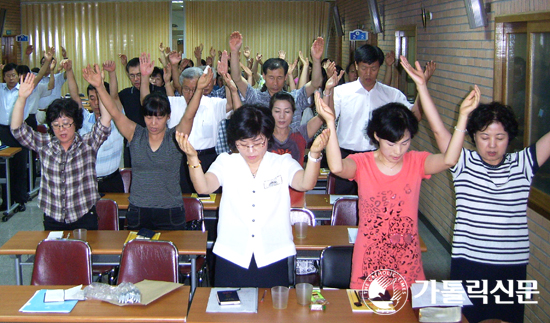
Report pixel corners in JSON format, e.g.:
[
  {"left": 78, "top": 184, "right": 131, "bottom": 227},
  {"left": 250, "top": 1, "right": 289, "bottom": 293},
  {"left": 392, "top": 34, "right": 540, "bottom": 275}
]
[{"left": 401, "top": 57, "right": 550, "bottom": 323}]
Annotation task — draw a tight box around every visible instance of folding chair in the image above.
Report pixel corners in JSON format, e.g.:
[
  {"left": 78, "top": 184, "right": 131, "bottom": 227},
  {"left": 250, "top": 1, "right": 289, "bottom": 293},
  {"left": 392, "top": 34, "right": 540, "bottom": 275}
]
[
  {"left": 331, "top": 196, "right": 359, "bottom": 226},
  {"left": 319, "top": 245, "right": 354, "bottom": 289},
  {"left": 179, "top": 197, "right": 209, "bottom": 286},
  {"left": 94, "top": 198, "right": 119, "bottom": 284}
]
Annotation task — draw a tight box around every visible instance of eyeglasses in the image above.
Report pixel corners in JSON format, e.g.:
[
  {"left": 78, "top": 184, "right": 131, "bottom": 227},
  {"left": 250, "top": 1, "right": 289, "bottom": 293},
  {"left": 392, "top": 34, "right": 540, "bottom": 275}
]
[
  {"left": 4, "top": 73, "right": 18, "bottom": 79},
  {"left": 235, "top": 139, "right": 266, "bottom": 151},
  {"left": 389, "top": 233, "right": 413, "bottom": 245},
  {"left": 129, "top": 73, "right": 141, "bottom": 80},
  {"left": 51, "top": 122, "right": 74, "bottom": 130},
  {"left": 181, "top": 87, "right": 196, "bottom": 94}
]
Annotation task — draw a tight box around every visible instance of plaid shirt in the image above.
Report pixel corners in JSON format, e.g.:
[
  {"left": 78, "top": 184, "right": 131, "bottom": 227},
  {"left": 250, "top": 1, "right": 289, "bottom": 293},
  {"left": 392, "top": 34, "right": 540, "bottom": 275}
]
[
  {"left": 12, "top": 122, "right": 110, "bottom": 223},
  {"left": 215, "top": 119, "right": 230, "bottom": 155}
]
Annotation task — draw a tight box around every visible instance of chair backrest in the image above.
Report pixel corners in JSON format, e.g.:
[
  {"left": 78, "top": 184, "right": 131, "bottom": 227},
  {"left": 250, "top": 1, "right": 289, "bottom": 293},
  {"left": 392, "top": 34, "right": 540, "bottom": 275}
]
[
  {"left": 96, "top": 199, "right": 119, "bottom": 230},
  {"left": 117, "top": 239, "right": 179, "bottom": 284},
  {"left": 290, "top": 208, "right": 316, "bottom": 226},
  {"left": 325, "top": 172, "right": 337, "bottom": 194},
  {"left": 331, "top": 197, "right": 359, "bottom": 226},
  {"left": 119, "top": 168, "right": 132, "bottom": 193},
  {"left": 319, "top": 245, "right": 354, "bottom": 289},
  {"left": 31, "top": 239, "right": 93, "bottom": 285},
  {"left": 183, "top": 197, "right": 205, "bottom": 231}
]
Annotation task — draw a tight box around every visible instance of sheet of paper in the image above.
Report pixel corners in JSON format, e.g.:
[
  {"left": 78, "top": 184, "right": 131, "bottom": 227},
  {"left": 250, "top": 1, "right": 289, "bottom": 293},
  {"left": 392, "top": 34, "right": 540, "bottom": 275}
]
[
  {"left": 348, "top": 228, "right": 358, "bottom": 244},
  {"left": 206, "top": 288, "right": 258, "bottom": 313},
  {"left": 46, "top": 231, "right": 64, "bottom": 239},
  {"left": 44, "top": 290, "right": 64, "bottom": 302},
  {"left": 64, "top": 285, "right": 85, "bottom": 301}
]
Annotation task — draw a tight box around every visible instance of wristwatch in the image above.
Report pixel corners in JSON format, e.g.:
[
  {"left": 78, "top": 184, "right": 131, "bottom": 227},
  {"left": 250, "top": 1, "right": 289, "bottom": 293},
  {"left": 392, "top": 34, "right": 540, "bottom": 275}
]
[{"left": 308, "top": 151, "right": 323, "bottom": 163}]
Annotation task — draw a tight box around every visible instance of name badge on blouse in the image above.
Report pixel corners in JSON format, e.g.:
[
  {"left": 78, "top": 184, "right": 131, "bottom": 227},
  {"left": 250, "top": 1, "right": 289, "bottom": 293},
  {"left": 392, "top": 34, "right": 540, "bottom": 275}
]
[{"left": 264, "top": 175, "right": 282, "bottom": 189}]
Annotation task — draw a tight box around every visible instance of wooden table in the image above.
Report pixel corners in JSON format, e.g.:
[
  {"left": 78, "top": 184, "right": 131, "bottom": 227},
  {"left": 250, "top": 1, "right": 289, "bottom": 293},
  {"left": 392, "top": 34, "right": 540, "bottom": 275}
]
[
  {"left": 0, "top": 285, "right": 189, "bottom": 322},
  {"left": 0, "top": 230, "right": 207, "bottom": 291},
  {"left": 101, "top": 193, "right": 221, "bottom": 211},
  {"left": 187, "top": 287, "right": 423, "bottom": 323},
  {"left": 0, "top": 147, "right": 23, "bottom": 221}
]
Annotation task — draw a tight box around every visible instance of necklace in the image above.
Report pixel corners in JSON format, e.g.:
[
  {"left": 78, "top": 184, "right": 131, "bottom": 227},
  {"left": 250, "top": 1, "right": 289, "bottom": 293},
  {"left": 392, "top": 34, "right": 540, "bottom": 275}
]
[{"left": 378, "top": 154, "right": 400, "bottom": 170}]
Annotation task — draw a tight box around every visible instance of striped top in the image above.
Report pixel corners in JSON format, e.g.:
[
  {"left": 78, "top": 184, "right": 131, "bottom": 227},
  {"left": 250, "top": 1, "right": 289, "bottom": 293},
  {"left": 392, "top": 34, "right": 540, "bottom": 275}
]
[{"left": 450, "top": 146, "right": 538, "bottom": 265}]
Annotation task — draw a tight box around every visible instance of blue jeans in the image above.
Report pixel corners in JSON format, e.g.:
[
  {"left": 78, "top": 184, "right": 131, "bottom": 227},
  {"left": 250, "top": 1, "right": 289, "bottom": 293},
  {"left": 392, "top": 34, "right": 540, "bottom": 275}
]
[{"left": 127, "top": 203, "right": 186, "bottom": 230}]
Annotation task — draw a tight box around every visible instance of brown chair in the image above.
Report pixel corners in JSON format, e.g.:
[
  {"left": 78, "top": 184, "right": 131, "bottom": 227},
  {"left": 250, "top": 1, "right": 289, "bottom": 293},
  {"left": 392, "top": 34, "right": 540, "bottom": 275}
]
[
  {"left": 325, "top": 172, "right": 337, "bottom": 194},
  {"left": 95, "top": 198, "right": 119, "bottom": 284},
  {"left": 331, "top": 196, "right": 359, "bottom": 226},
  {"left": 180, "top": 197, "right": 209, "bottom": 286},
  {"left": 290, "top": 208, "right": 316, "bottom": 226},
  {"left": 117, "top": 239, "right": 179, "bottom": 284},
  {"left": 31, "top": 239, "right": 92, "bottom": 285},
  {"left": 119, "top": 168, "right": 132, "bottom": 193}
]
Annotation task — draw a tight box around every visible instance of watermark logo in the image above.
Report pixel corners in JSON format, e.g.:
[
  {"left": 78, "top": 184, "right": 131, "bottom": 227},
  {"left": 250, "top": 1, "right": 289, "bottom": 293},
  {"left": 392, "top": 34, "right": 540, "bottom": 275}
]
[{"left": 362, "top": 269, "right": 408, "bottom": 315}]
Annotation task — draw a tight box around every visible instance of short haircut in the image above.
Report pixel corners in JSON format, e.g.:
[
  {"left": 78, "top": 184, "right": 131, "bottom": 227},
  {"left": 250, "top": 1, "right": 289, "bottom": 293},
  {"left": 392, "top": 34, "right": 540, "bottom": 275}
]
[
  {"left": 262, "top": 58, "right": 289, "bottom": 76},
  {"left": 270, "top": 92, "right": 295, "bottom": 113},
  {"left": 16, "top": 65, "right": 31, "bottom": 76},
  {"left": 345, "top": 61, "right": 355, "bottom": 74},
  {"left": 31, "top": 67, "right": 40, "bottom": 73},
  {"left": 366, "top": 103, "right": 418, "bottom": 146},
  {"left": 125, "top": 57, "right": 140, "bottom": 74},
  {"left": 3, "top": 63, "right": 17, "bottom": 75},
  {"left": 45, "top": 98, "right": 84, "bottom": 135},
  {"left": 355, "top": 44, "right": 384, "bottom": 66},
  {"left": 466, "top": 102, "right": 519, "bottom": 145},
  {"left": 140, "top": 92, "right": 171, "bottom": 117},
  {"left": 227, "top": 104, "right": 275, "bottom": 151},
  {"left": 152, "top": 66, "right": 164, "bottom": 78},
  {"left": 86, "top": 82, "right": 110, "bottom": 96},
  {"left": 180, "top": 67, "right": 202, "bottom": 84}
]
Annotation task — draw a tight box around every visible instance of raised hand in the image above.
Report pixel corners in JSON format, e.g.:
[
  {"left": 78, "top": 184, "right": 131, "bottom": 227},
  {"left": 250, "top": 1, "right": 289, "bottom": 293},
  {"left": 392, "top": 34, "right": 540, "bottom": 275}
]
[
  {"left": 298, "top": 50, "right": 307, "bottom": 65},
  {"left": 222, "top": 73, "right": 237, "bottom": 92},
  {"left": 25, "top": 45, "right": 34, "bottom": 56},
  {"left": 175, "top": 132, "right": 198, "bottom": 158},
  {"left": 194, "top": 44, "right": 203, "bottom": 59},
  {"left": 61, "top": 46, "right": 67, "bottom": 59},
  {"left": 310, "top": 37, "right": 325, "bottom": 61},
  {"left": 288, "top": 58, "right": 298, "bottom": 76},
  {"left": 310, "top": 128, "right": 330, "bottom": 154},
  {"left": 44, "top": 47, "right": 56, "bottom": 62},
  {"left": 240, "top": 62, "right": 252, "bottom": 78},
  {"left": 325, "top": 69, "right": 344, "bottom": 91},
  {"left": 139, "top": 52, "right": 154, "bottom": 77},
  {"left": 103, "top": 60, "right": 116, "bottom": 72},
  {"left": 314, "top": 91, "right": 335, "bottom": 123},
  {"left": 18, "top": 73, "right": 36, "bottom": 99},
  {"left": 243, "top": 46, "right": 251, "bottom": 59},
  {"left": 278, "top": 50, "right": 286, "bottom": 60},
  {"left": 49, "top": 57, "right": 57, "bottom": 71},
  {"left": 82, "top": 64, "right": 103, "bottom": 88},
  {"left": 180, "top": 58, "right": 189, "bottom": 72},
  {"left": 159, "top": 42, "right": 165, "bottom": 53},
  {"left": 324, "top": 61, "right": 336, "bottom": 79},
  {"left": 229, "top": 31, "right": 243, "bottom": 52},
  {"left": 399, "top": 55, "right": 426, "bottom": 86},
  {"left": 196, "top": 67, "right": 213, "bottom": 91},
  {"left": 217, "top": 50, "right": 229, "bottom": 75},
  {"left": 209, "top": 46, "right": 216, "bottom": 58},
  {"left": 168, "top": 50, "right": 182, "bottom": 65},
  {"left": 118, "top": 54, "right": 128, "bottom": 66},
  {"left": 459, "top": 85, "right": 481, "bottom": 117},
  {"left": 205, "top": 56, "right": 213, "bottom": 67},
  {"left": 61, "top": 59, "right": 72, "bottom": 72},
  {"left": 163, "top": 63, "right": 172, "bottom": 83},
  {"left": 424, "top": 61, "right": 436, "bottom": 82},
  {"left": 255, "top": 53, "right": 263, "bottom": 64},
  {"left": 385, "top": 51, "right": 396, "bottom": 66}
]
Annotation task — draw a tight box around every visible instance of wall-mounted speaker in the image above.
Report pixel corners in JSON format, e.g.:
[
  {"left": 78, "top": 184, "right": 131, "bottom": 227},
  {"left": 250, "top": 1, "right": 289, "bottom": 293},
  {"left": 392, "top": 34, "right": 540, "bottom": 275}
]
[
  {"left": 367, "top": 0, "right": 382, "bottom": 34},
  {"left": 464, "top": 0, "right": 488, "bottom": 29},
  {"left": 332, "top": 4, "right": 344, "bottom": 37}
]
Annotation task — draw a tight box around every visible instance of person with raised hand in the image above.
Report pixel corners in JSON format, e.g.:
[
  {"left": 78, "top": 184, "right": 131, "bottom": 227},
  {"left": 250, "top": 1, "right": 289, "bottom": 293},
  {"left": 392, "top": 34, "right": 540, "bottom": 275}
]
[
  {"left": 175, "top": 104, "right": 327, "bottom": 288},
  {"left": 11, "top": 69, "right": 111, "bottom": 230},
  {"left": 401, "top": 55, "right": 550, "bottom": 323},
  {"left": 317, "top": 57, "right": 477, "bottom": 288}
]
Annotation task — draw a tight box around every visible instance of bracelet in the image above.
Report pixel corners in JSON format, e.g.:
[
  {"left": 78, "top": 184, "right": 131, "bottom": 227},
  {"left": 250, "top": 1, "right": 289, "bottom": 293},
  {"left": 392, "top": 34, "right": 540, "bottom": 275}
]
[
  {"left": 187, "top": 160, "right": 201, "bottom": 169},
  {"left": 308, "top": 151, "right": 323, "bottom": 163},
  {"left": 323, "top": 90, "right": 332, "bottom": 97},
  {"left": 454, "top": 126, "right": 467, "bottom": 133}
]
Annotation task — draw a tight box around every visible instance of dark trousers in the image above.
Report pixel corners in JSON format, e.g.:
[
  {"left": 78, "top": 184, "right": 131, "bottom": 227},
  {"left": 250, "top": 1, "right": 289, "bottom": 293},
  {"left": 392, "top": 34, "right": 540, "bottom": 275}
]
[
  {"left": 180, "top": 147, "right": 218, "bottom": 194},
  {"left": 97, "top": 169, "right": 125, "bottom": 193},
  {"left": 450, "top": 258, "right": 526, "bottom": 323},
  {"left": 43, "top": 206, "right": 99, "bottom": 231},
  {"left": 0, "top": 125, "right": 28, "bottom": 206},
  {"left": 126, "top": 203, "right": 186, "bottom": 231},
  {"left": 333, "top": 147, "right": 366, "bottom": 195},
  {"left": 123, "top": 139, "right": 131, "bottom": 168},
  {"left": 215, "top": 254, "right": 289, "bottom": 288}
]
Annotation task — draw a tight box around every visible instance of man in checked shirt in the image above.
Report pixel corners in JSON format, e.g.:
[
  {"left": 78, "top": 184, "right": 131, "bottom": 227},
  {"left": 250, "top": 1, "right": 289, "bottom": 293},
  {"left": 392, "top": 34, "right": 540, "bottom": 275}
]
[{"left": 10, "top": 68, "right": 111, "bottom": 231}]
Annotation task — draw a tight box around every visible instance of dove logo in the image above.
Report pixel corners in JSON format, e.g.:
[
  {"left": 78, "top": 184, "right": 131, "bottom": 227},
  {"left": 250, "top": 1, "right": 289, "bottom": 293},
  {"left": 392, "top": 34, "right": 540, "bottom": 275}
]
[{"left": 362, "top": 269, "right": 408, "bottom": 314}]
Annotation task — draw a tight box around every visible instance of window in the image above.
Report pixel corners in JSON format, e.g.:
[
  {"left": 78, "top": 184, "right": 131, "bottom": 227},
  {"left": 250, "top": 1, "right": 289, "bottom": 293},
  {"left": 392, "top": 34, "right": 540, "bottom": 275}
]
[{"left": 494, "top": 12, "right": 550, "bottom": 218}]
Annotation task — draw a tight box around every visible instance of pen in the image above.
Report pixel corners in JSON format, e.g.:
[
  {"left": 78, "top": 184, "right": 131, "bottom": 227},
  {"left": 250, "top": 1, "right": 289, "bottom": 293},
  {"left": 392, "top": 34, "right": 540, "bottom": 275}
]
[{"left": 260, "top": 290, "right": 267, "bottom": 303}]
